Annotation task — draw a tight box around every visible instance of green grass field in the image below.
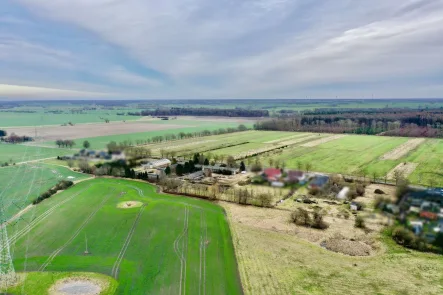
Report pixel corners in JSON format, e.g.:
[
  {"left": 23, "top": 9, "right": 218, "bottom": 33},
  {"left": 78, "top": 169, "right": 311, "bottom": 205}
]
[
  {"left": 0, "top": 163, "right": 90, "bottom": 220},
  {"left": 0, "top": 143, "right": 72, "bottom": 164},
  {"left": 6, "top": 178, "right": 242, "bottom": 295},
  {"left": 40, "top": 120, "right": 252, "bottom": 150},
  {"left": 0, "top": 109, "right": 139, "bottom": 127}
]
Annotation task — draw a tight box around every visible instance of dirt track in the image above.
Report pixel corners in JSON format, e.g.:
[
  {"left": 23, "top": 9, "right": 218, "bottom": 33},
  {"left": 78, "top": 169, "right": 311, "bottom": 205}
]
[
  {"left": 386, "top": 162, "right": 419, "bottom": 179},
  {"left": 381, "top": 138, "right": 425, "bottom": 160},
  {"left": 301, "top": 134, "right": 346, "bottom": 147},
  {"left": 4, "top": 121, "right": 188, "bottom": 141}
]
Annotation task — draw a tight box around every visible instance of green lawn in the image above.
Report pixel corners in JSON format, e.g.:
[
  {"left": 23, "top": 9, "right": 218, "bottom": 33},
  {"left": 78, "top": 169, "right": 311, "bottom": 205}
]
[
  {"left": 7, "top": 178, "right": 242, "bottom": 295},
  {"left": 0, "top": 163, "right": 90, "bottom": 220}
]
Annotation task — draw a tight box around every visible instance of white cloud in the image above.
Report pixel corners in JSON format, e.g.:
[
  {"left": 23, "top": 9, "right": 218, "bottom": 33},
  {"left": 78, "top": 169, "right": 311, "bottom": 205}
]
[
  {"left": 11, "top": 0, "right": 443, "bottom": 98},
  {"left": 104, "top": 67, "right": 162, "bottom": 87},
  {"left": 0, "top": 84, "right": 109, "bottom": 98}
]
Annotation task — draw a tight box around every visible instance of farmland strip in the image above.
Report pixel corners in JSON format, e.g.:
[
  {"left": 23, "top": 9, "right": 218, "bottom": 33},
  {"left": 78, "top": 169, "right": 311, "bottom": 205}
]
[
  {"left": 39, "top": 187, "right": 115, "bottom": 271},
  {"left": 300, "top": 134, "right": 346, "bottom": 147},
  {"left": 111, "top": 204, "right": 146, "bottom": 278},
  {"left": 380, "top": 138, "right": 425, "bottom": 160}
]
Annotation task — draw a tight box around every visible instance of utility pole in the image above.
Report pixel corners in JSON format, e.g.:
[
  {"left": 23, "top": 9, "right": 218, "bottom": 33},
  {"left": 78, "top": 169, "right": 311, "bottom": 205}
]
[
  {"left": 0, "top": 205, "right": 16, "bottom": 288},
  {"left": 84, "top": 233, "right": 89, "bottom": 255}
]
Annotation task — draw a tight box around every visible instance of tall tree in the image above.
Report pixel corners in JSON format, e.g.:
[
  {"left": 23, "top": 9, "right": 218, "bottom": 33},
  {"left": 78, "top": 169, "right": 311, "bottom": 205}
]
[{"left": 83, "top": 140, "right": 90, "bottom": 149}]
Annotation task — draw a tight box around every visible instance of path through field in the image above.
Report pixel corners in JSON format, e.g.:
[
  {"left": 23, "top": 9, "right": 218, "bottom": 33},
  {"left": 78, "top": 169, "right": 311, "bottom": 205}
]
[{"left": 381, "top": 138, "right": 425, "bottom": 160}]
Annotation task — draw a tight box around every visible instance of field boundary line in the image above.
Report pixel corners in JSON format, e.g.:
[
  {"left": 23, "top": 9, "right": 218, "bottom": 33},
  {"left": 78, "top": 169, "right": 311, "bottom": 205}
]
[
  {"left": 111, "top": 204, "right": 147, "bottom": 278},
  {"left": 38, "top": 187, "right": 115, "bottom": 271},
  {"left": 199, "top": 211, "right": 207, "bottom": 295}
]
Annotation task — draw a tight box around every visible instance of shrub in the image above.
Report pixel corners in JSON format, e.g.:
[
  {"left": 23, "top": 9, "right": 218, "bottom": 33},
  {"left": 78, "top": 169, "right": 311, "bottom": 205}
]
[
  {"left": 356, "top": 184, "right": 365, "bottom": 196},
  {"left": 311, "top": 210, "right": 329, "bottom": 229},
  {"left": 392, "top": 226, "right": 430, "bottom": 251},
  {"left": 291, "top": 208, "right": 311, "bottom": 226},
  {"left": 354, "top": 215, "right": 366, "bottom": 228}
]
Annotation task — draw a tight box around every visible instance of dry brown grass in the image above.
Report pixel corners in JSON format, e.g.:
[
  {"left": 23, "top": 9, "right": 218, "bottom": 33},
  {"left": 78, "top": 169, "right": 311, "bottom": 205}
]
[
  {"left": 380, "top": 138, "right": 426, "bottom": 160},
  {"left": 224, "top": 202, "right": 443, "bottom": 295},
  {"left": 386, "top": 162, "right": 419, "bottom": 179},
  {"left": 301, "top": 134, "right": 346, "bottom": 147}
]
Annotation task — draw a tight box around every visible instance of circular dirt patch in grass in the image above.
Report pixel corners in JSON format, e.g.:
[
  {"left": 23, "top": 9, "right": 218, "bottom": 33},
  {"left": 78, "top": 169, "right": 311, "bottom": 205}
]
[
  {"left": 117, "top": 201, "right": 143, "bottom": 209},
  {"left": 322, "top": 236, "right": 373, "bottom": 256},
  {"left": 49, "top": 278, "right": 104, "bottom": 295}
]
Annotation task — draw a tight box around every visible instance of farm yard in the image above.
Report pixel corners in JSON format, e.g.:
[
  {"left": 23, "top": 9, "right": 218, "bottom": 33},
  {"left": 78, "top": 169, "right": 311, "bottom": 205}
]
[{"left": 4, "top": 178, "right": 242, "bottom": 295}]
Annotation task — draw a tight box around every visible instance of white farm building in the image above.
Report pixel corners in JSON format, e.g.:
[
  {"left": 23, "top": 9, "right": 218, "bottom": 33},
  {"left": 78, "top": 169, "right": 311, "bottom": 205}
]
[{"left": 143, "top": 159, "right": 171, "bottom": 169}]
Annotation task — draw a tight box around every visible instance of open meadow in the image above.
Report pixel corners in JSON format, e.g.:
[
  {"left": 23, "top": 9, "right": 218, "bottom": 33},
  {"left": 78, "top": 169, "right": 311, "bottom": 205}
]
[{"left": 4, "top": 178, "right": 242, "bottom": 295}]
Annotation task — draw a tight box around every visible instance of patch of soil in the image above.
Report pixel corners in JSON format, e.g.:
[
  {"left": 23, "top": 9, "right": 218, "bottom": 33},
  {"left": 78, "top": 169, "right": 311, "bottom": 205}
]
[
  {"left": 323, "top": 234, "right": 373, "bottom": 256},
  {"left": 49, "top": 278, "right": 104, "bottom": 295},
  {"left": 117, "top": 201, "right": 143, "bottom": 209}
]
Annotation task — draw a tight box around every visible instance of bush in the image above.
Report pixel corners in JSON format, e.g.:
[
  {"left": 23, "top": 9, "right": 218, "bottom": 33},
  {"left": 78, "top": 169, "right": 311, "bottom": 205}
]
[
  {"left": 33, "top": 180, "right": 74, "bottom": 205},
  {"left": 311, "top": 210, "right": 329, "bottom": 229},
  {"left": 291, "top": 208, "right": 311, "bottom": 226},
  {"left": 354, "top": 215, "right": 366, "bottom": 228},
  {"left": 392, "top": 226, "right": 430, "bottom": 251},
  {"left": 356, "top": 184, "right": 365, "bottom": 196}
]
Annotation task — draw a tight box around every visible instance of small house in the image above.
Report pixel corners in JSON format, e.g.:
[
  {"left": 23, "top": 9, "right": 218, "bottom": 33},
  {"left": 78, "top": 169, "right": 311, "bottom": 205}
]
[
  {"left": 262, "top": 168, "right": 282, "bottom": 182},
  {"left": 308, "top": 175, "right": 329, "bottom": 190},
  {"left": 285, "top": 170, "right": 306, "bottom": 184}
]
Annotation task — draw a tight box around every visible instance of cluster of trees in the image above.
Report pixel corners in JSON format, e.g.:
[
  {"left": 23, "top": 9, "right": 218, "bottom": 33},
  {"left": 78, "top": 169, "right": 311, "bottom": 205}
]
[
  {"left": 55, "top": 139, "right": 76, "bottom": 148},
  {"left": 290, "top": 208, "right": 329, "bottom": 229},
  {"left": 392, "top": 226, "right": 443, "bottom": 253},
  {"left": 32, "top": 180, "right": 74, "bottom": 204},
  {"left": 141, "top": 107, "right": 269, "bottom": 117},
  {"left": 254, "top": 109, "right": 443, "bottom": 137},
  {"left": 0, "top": 132, "right": 33, "bottom": 143},
  {"left": 159, "top": 178, "right": 273, "bottom": 207}
]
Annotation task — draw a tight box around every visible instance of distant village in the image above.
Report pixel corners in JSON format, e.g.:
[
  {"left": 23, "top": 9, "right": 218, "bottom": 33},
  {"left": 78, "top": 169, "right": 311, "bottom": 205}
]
[{"left": 63, "top": 146, "right": 443, "bottom": 247}]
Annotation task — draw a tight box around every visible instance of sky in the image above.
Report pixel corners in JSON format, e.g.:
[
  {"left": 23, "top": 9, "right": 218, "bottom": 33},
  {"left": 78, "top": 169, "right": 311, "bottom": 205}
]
[{"left": 0, "top": 0, "right": 443, "bottom": 99}]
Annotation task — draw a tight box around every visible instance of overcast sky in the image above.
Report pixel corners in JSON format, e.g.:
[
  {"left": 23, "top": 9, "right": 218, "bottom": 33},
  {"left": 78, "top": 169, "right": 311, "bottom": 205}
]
[{"left": 1, "top": 0, "right": 443, "bottom": 99}]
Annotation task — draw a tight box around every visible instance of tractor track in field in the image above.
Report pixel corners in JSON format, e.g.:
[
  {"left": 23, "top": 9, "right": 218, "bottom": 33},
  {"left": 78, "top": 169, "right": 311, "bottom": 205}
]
[
  {"left": 111, "top": 204, "right": 146, "bottom": 278},
  {"left": 174, "top": 206, "right": 190, "bottom": 295},
  {"left": 39, "top": 188, "right": 115, "bottom": 271},
  {"left": 2, "top": 185, "right": 92, "bottom": 251},
  {"left": 199, "top": 211, "right": 208, "bottom": 295}
]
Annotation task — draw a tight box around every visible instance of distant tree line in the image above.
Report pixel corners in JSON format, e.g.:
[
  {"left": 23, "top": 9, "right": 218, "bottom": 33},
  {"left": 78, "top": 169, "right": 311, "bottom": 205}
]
[
  {"left": 139, "top": 107, "right": 269, "bottom": 117},
  {"left": 99, "top": 124, "right": 248, "bottom": 154},
  {"left": 0, "top": 132, "right": 33, "bottom": 143},
  {"left": 56, "top": 139, "right": 76, "bottom": 148},
  {"left": 255, "top": 109, "right": 443, "bottom": 138},
  {"left": 33, "top": 180, "right": 74, "bottom": 205}
]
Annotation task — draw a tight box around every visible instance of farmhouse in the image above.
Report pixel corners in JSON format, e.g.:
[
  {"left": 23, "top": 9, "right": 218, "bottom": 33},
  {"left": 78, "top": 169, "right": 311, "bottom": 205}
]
[
  {"left": 143, "top": 158, "right": 171, "bottom": 169},
  {"left": 199, "top": 164, "right": 239, "bottom": 175},
  {"left": 308, "top": 175, "right": 329, "bottom": 190},
  {"left": 285, "top": 170, "right": 306, "bottom": 184},
  {"left": 262, "top": 168, "right": 282, "bottom": 182}
]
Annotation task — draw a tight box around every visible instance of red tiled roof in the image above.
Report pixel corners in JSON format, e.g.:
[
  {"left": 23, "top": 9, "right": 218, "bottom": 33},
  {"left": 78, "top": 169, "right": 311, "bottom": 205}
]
[{"left": 263, "top": 168, "right": 281, "bottom": 178}]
